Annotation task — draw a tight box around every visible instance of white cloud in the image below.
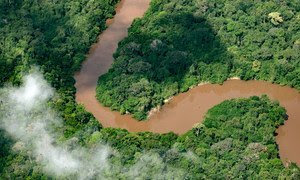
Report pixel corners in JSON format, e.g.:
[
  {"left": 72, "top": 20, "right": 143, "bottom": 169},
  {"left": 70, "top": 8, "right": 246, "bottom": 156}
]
[
  {"left": 0, "top": 70, "right": 110, "bottom": 178},
  {"left": 0, "top": 70, "right": 191, "bottom": 179}
]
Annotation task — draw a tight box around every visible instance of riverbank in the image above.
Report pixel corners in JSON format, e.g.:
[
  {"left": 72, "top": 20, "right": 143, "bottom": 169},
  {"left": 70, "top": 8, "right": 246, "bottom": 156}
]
[{"left": 74, "top": 0, "right": 300, "bottom": 165}]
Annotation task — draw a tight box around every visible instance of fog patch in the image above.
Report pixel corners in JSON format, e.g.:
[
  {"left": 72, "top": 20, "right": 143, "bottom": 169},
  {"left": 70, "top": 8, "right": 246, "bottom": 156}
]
[
  {"left": 0, "top": 70, "right": 192, "bottom": 179},
  {"left": 0, "top": 71, "right": 111, "bottom": 179},
  {"left": 125, "top": 152, "right": 187, "bottom": 179}
]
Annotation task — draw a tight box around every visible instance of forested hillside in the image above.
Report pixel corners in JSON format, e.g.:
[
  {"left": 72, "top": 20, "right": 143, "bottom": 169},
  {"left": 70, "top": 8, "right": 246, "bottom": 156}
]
[{"left": 96, "top": 0, "right": 300, "bottom": 120}]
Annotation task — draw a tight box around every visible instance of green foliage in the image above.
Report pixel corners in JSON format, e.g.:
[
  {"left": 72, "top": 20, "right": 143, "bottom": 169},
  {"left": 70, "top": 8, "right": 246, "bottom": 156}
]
[
  {"left": 1, "top": 0, "right": 300, "bottom": 178},
  {"left": 0, "top": 0, "right": 120, "bottom": 136},
  {"left": 97, "top": 0, "right": 300, "bottom": 119},
  {"left": 0, "top": 0, "right": 121, "bottom": 138},
  {"left": 87, "top": 96, "right": 299, "bottom": 178},
  {"left": 0, "top": 0, "right": 119, "bottom": 87},
  {"left": 0, "top": 0, "right": 120, "bottom": 178}
]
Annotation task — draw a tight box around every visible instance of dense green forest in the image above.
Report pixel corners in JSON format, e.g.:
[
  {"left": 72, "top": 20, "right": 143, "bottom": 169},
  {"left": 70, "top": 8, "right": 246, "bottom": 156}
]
[
  {"left": 0, "top": 0, "right": 120, "bottom": 177},
  {"left": 97, "top": 96, "right": 299, "bottom": 179},
  {"left": 0, "top": 0, "right": 120, "bottom": 136},
  {"left": 1, "top": 0, "right": 300, "bottom": 178},
  {"left": 96, "top": 0, "right": 300, "bottom": 120},
  {"left": 2, "top": 94, "right": 300, "bottom": 178}
]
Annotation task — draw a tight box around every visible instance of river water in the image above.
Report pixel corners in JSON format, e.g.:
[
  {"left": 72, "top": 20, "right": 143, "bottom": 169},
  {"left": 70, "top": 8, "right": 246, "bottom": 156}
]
[{"left": 74, "top": 0, "right": 300, "bottom": 165}]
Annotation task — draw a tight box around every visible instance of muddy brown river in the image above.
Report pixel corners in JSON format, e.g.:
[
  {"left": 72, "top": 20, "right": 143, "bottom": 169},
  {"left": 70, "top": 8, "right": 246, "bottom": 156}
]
[{"left": 74, "top": 0, "right": 300, "bottom": 165}]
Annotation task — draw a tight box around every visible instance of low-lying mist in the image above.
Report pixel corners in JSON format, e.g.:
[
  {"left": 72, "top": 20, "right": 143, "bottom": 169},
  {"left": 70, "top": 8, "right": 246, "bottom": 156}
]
[
  {"left": 0, "top": 71, "right": 112, "bottom": 179},
  {"left": 0, "top": 70, "right": 190, "bottom": 179}
]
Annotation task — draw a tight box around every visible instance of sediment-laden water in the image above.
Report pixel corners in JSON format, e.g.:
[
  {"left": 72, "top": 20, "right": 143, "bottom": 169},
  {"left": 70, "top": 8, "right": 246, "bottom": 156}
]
[{"left": 74, "top": 0, "right": 300, "bottom": 165}]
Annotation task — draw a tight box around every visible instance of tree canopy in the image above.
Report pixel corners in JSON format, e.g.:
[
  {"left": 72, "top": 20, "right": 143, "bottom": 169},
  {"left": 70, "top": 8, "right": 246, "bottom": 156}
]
[
  {"left": 0, "top": 0, "right": 299, "bottom": 178},
  {"left": 97, "top": 0, "right": 300, "bottom": 120}
]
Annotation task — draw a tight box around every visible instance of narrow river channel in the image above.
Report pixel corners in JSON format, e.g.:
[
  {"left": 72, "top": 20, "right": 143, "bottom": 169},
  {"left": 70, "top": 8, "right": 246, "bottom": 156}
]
[{"left": 74, "top": 0, "right": 300, "bottom": 165}]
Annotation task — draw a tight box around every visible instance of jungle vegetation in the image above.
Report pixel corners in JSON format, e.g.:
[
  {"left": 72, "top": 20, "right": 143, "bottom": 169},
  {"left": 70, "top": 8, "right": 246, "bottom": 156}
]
[
  {"left": 1, "top": 95, "right": 300, "bottom": 178},
  {"left": 0, "top": 0, "right": 120, "bottom": 135},
  {"left": 95, "top": 96, "right": 300, "bottom": 179},
  {"left": 0, "top": 0, "right": 120, "bottom": 177},
  {"left": 96, "top": 0, "right": 300, "bottom": 120},
  {"left": 0, "top": 0, "right": 300, "bottom": 178}
]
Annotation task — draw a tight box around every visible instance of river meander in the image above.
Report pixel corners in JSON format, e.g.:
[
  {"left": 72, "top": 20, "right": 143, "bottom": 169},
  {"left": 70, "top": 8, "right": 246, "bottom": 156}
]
[{"left": 74, "top": 0, "right": 300, "bottom": 165}]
